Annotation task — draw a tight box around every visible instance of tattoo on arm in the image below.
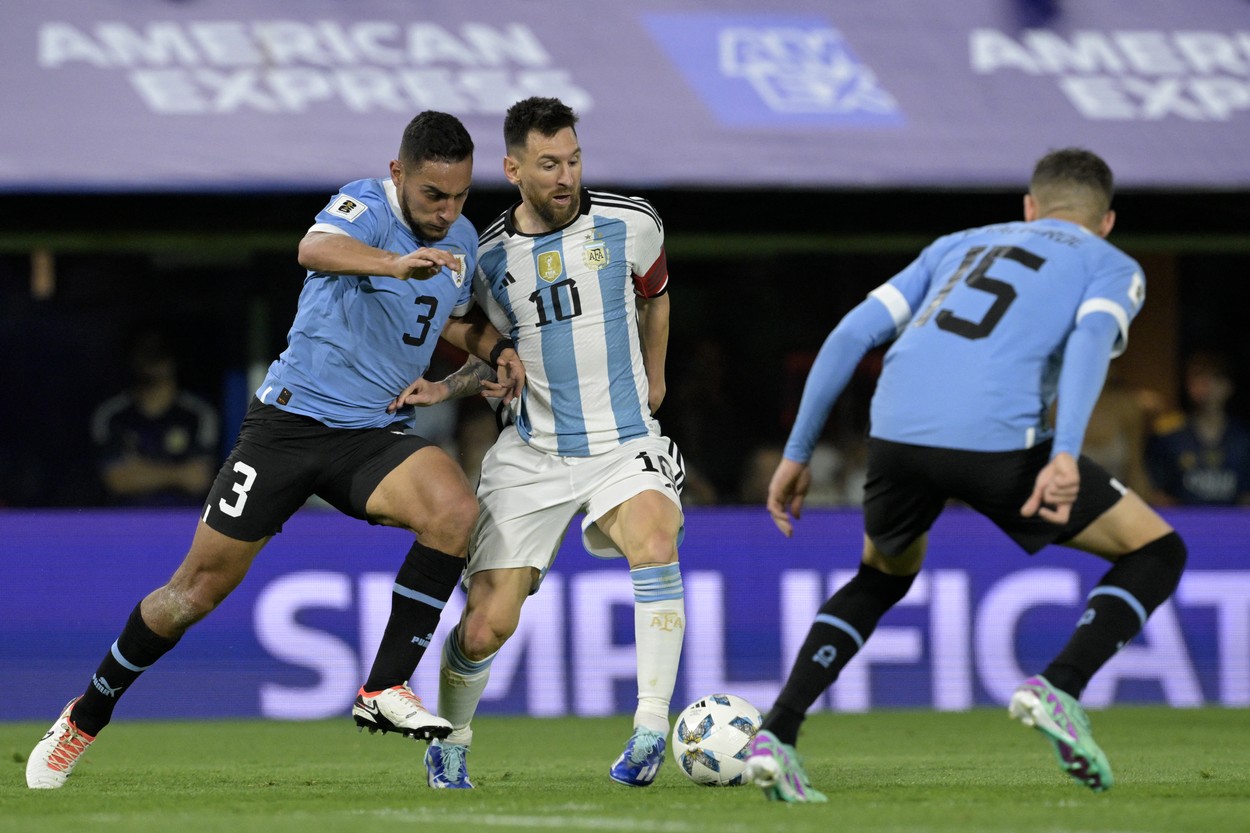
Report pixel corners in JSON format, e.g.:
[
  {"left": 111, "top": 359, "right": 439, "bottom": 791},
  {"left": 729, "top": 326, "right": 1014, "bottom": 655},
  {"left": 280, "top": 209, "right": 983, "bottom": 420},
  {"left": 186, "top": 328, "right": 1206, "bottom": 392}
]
[{"left": 440, "top": 357, "right": 496, "bottom": 399}]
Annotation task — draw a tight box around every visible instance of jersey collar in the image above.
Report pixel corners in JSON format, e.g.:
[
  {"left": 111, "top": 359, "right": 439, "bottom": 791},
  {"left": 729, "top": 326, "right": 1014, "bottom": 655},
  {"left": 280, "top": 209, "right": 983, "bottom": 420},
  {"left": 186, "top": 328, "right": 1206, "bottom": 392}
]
[
  {"left": 1035, "top": 216, "right": 1094, "bottom": 236},
  {"left": 383, "top": 178, "right": 414, "bottom": 236}
]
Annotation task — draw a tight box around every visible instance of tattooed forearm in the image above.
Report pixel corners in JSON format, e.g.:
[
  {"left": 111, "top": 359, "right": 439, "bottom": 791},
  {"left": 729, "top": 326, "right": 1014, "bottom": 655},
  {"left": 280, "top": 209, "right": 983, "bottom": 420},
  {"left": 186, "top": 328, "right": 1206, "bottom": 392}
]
[{"left": 440, "top": 356, "right": 496, "bottom": 400}]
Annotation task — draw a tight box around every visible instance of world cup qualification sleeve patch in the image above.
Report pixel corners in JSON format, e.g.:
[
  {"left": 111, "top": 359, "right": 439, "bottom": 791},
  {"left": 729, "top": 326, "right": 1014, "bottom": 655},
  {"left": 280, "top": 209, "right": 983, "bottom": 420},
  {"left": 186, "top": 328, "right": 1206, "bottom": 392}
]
[{"left": 327, "top": 194, "right": 369, "bottom": 222}]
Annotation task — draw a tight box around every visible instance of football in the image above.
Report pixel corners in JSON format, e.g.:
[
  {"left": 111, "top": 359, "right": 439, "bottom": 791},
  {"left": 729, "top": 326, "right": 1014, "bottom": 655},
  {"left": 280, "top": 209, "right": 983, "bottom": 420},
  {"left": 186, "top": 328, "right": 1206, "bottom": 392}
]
[{"left": 671, "top": 693, "right": 764, "bottom": 786}]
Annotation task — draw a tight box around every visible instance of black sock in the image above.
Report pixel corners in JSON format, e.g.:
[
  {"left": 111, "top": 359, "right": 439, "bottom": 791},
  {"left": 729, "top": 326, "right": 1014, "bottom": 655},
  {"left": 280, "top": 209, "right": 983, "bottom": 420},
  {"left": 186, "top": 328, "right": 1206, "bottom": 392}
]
[
  {"left": 71, "top": 603, "right": 180, "bottom": 736},
  {"left": 363, "top": 542, "right": 465, "bottom": 692},
  {"left": 763, "top": 563, "right": 916, "bottom": 745},
  {"left": 762, "top": 705, "right": 806, "bottom": 748},
  {"left": 1043, "top": 532, "right": 1187, "bottom": 698}
]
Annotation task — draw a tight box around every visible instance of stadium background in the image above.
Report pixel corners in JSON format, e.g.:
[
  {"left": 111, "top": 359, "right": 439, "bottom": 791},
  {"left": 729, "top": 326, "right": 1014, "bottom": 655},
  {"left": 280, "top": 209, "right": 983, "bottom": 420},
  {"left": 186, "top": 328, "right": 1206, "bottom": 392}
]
[{"left": 2, "top": 1, "right": 1248, "bottom": 719}]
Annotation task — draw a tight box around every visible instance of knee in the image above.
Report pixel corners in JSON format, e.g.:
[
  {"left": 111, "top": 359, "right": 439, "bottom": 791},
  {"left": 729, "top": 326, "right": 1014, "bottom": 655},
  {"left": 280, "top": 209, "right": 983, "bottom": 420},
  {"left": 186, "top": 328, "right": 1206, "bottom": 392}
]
[
  {"left": 863, "top": 533, "right": 926, "bottom": 576},
  {"left": 1159, "top": 530, "right": 1187, "bottom": 569},
  {"left": 425, "top": 491, "right": 479, "bottom": 552},
  {"left": 629, "top": 529, "right": 679, "bottom": 567},
  {"left": 155, "top": 579, "right": 223, "bottom": 632},
  {"left": 1100, "top": 530, "right": 1187, "bottom": 611},
  {"left": 1140, "top": 530, "right": 1188, "bottom": 586},
  {"left": 458, "top": 612, "right": 514, "bottom": 662},
  {"left": 852, "top": 561, "right": 917, "bottom": 606}
]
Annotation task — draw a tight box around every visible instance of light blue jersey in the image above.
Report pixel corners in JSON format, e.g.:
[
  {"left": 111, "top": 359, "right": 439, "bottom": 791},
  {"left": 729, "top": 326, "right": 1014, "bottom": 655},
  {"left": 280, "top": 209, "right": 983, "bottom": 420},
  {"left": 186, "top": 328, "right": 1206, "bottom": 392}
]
[
  {"left": 474, "top": 189, "right": 669, "bottom": 456},
  {"left": 256, "top": 177, "right": 476, "bottom": 429},
  {"left": 869, "top": 218, "right": 1144, "bottom": 451},
  {"left": 784, "top": 218, "right": 1145, "bottom": 463}
]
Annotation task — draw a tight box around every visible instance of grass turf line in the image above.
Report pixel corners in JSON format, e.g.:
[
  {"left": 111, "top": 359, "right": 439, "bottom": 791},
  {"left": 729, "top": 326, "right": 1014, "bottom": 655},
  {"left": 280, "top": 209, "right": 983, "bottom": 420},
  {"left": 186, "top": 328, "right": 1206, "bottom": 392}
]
[{"left": 2, "top": 707, "right": 1248, "bottom": 833}]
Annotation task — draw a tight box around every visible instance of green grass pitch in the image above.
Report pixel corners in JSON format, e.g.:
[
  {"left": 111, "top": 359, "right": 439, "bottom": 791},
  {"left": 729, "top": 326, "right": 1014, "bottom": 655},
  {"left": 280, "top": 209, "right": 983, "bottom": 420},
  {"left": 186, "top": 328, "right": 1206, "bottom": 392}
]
[{"left": 3, "top": 707, "right": 1247, "bottom": 833}]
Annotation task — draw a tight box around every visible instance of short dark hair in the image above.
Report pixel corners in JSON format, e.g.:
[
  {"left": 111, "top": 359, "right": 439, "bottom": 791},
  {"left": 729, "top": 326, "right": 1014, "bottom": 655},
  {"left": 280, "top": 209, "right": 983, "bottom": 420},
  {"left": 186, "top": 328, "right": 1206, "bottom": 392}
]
[
  {"left": 504, "top": 97, "right": 579, "bottom": 154},
  {"left": 398, "top": 111, "right": 474, "bottom": 169},
  {"left": 1029, "top": 148, "right": 1114, "bottom": 218}
]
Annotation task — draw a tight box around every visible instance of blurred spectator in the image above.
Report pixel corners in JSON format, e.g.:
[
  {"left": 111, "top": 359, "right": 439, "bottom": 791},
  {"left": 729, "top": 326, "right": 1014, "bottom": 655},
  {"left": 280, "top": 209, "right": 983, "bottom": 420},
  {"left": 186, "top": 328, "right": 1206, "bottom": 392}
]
[
  {"left": 662, "top": 336, "right": 752, "bottom": 503},
  {"left": 763, "top": 343, "right": 877, "bottom": 508},
  {"left": 739, "top": 440, "right": 866, "bottom": 507},
  {"left": 820, "top": 439, "right": 867, "bottom": 506},
  {"left": 739, "top": 442, "right": 784, "bottom": 504},
  {"left": 1082, "top": 365, "right": 1153, "bottom": 497},
  {"left": 90, "top": 328, "right": 219, "bottom": 506},
  {"left": 1146, "top": 350, "right": 1250, "bottom": 506}
]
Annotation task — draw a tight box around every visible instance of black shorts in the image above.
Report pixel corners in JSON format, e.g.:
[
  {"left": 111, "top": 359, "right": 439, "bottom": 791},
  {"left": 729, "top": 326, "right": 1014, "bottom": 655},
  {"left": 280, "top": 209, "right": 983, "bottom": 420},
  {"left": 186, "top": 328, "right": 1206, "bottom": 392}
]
[
  {"left": 201, "top": 399, "right": 434, "bottom": 542},
  {"left": 862, "top": 437, "right": 1127, "bottom": 558}
]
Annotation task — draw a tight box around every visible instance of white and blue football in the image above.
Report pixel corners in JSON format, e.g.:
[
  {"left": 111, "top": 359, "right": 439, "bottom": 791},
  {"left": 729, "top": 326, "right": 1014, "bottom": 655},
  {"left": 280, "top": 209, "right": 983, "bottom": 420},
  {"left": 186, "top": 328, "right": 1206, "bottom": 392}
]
[{"left": 671, "top": 693, "right": 763, "bottom": 786}]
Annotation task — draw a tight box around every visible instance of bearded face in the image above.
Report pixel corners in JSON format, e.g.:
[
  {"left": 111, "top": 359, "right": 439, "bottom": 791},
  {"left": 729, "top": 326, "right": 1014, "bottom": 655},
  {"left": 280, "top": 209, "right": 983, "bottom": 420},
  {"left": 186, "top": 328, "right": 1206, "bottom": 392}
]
[
  {"left": 392, "top": 157, "right": 473, "bottom": 242},
  {"left": 507, "top": 126, "right": 582, "bottom": 233}
]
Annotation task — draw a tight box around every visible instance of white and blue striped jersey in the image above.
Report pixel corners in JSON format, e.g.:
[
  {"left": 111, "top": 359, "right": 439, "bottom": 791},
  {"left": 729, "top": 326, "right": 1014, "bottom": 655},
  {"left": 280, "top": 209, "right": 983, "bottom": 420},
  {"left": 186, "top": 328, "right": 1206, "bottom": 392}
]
[
  {"left": 474, "top": 188, "right": 669, "bottom": 456},
  {"left": 867, "top": 218, "right": 1145, "bottom": 451},
  {"left": 256, "top": 177, "right": 477, "bottom": 429}
]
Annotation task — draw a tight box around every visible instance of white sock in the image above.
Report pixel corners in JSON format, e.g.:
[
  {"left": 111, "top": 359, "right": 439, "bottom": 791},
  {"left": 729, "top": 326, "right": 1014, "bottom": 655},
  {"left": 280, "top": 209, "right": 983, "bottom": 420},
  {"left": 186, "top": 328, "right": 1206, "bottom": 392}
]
[
  {"left": 438, "top": 624, "right": 495, "bottom": 747},
  {"left": 631, "top": 563, "right": 685, "bottom": 734}
]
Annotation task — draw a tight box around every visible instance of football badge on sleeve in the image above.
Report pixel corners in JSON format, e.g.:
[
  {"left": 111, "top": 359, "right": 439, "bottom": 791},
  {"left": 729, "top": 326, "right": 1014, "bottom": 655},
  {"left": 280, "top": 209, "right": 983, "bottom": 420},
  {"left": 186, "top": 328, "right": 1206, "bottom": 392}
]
[{"left": 327, "top": 194, "right": 369, "bottom": 222}]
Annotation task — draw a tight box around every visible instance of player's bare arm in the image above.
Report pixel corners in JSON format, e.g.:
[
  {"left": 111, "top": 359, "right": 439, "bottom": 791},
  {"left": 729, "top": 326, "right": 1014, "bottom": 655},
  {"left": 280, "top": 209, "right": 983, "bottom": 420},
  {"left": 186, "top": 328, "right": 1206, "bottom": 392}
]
[
  {"left": 636, "top": 293, "right": 670, "bottom": 413},
  {"left": 297, "top": 231, "right": 460, "bottom": 281},
  {"left": 438, "top": 309, "right": 525, "bottom": 402},
  {"left": 387, "top": 357, "right": 506, "bottom": 414},
  {"left": 767, "top": 457, "right": 813, "bottom": 538},
  {"left": 439, "top": 357, "right": 502, "bottom": 400}
]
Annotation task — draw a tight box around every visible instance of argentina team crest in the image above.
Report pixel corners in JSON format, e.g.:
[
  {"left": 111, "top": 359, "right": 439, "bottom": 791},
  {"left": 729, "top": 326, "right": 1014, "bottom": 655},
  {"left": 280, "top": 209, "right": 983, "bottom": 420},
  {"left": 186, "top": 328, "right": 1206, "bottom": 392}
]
[
  {"left": 582, "top": 236, "right": 609, "bottom": 271},
  {"left": 537, "top": 251, "right": 564, "bottom": 282}
]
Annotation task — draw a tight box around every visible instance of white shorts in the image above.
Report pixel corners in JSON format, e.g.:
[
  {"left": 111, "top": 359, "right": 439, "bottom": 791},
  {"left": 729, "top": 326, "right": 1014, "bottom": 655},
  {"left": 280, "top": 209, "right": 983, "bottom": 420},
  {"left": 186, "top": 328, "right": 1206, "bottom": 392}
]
[{"left": 467, "top": 428, "right": 686, "bottom": 587}]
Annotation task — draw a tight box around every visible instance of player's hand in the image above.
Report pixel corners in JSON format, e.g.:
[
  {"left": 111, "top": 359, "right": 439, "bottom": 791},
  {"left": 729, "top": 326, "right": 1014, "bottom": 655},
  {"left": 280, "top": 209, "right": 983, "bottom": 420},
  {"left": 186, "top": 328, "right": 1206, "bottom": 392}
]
[
  {"left": 493, "top": 347, "right": 525, "bottom": 406},
  {"left": 648, "top": 379, "right": 666, "bottom": 415},
  {"left": 767, "top": 457, "right": 812, "bottom": 538},
  {"left": 392, "top": 247, "right": 461, "bottom": 281},
  {"left": 1020, "top": 451, "right": 1080, "bottom": 524},
  {"left": 479, "top": 377, "right": 512, "bottom": 401},
  {"left": 387, "top": 377, "right": 449, "bottom": 413}
]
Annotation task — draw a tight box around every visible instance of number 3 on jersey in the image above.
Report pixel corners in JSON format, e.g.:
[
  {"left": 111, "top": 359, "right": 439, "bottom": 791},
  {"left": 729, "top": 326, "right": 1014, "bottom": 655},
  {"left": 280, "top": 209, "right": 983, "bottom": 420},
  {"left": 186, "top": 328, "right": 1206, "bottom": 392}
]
[{"left": 403, "top": 295, "right": 439, "bottom": 346}]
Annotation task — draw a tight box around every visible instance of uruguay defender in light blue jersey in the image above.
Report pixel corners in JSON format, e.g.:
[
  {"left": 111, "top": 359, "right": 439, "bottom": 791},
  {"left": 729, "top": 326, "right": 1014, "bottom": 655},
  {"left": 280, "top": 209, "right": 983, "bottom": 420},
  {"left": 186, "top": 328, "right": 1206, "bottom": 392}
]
[
  {"left": 415, "top": 98, "right": 686, "bottom": 791},
  {"left": 27, "top": 112, "right": 524, "bottom": 791},
  {"left": 863, "top": 215, "right": 1144, "bottom": 454},
  {"left": 744, "top": 149, "right": 1187, "bottom": 802},
  {"left": 256, "top": 174, "right": 478, "bottom": 429}
]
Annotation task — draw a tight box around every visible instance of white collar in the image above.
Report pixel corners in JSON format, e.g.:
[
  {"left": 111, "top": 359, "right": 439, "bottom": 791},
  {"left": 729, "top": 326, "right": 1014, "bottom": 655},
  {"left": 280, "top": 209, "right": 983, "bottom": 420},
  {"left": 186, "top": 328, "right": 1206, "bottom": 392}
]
[{"left": 383, "top": 178, "right": 411, "bottom": 233}]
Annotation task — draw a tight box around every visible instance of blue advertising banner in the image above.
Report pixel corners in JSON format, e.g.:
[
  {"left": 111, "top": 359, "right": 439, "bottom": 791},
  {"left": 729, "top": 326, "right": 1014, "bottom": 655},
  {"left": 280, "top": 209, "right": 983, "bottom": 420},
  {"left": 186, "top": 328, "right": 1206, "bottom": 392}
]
[
  {"left": 2, "top": 0, "right": 1248, "bottom": 191},
  {"left": 2, "top": 506, "right": 1246, "bottom": 723}
]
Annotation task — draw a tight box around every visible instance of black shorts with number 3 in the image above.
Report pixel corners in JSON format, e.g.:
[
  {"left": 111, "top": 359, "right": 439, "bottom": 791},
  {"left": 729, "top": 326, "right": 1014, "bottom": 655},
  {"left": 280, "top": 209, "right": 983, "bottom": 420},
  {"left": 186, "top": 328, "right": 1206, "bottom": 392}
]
[
  {"left": 202, "top": 399, "right": 433, "bottom": 542},
  {"left": 862, "top": 437, "right": 1128, "bottom": 558}
]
